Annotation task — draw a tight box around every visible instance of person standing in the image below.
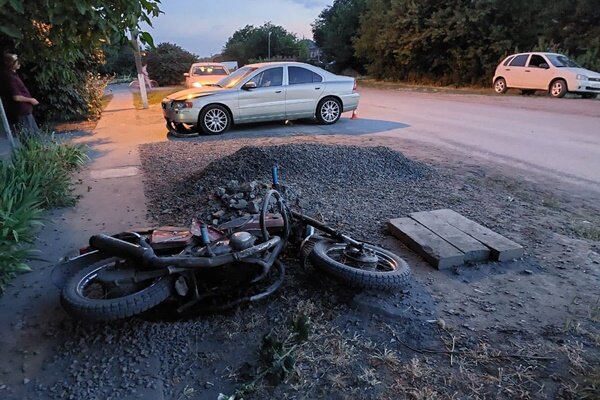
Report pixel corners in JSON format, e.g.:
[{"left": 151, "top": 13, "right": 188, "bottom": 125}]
[
  {"left": 141, "top": 62, "right": 153, "bottom": 89},
  {"left": 0, "top": 52, "right": 40, "bottom": 133}
]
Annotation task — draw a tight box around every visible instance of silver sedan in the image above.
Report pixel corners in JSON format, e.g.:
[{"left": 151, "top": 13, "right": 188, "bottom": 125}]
[{"left": 162, "top": 61, "right": 360, "bottom": 136}]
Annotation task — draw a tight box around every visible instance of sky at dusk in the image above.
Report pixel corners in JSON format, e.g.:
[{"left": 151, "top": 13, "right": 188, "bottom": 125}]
[{"left": 144, "top": 0, "right": 334, "bottom": 57}]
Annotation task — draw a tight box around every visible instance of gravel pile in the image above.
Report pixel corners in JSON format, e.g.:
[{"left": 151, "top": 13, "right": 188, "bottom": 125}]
[{"left": 142, "top": 142, "right": 433, "bottom": 242}]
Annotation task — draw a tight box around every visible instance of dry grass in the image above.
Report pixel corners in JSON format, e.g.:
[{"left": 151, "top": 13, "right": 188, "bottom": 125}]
[
  {"left": 357, "top": 78, "right": 491, "bottom": 96},
  {"left": 132, "top": 86, "right": 184, "bottom": 108}
]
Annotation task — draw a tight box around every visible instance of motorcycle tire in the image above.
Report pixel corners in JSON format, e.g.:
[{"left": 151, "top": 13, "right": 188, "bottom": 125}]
[
  {"left": 309, "top": 239, "right": 410, "bottom": 290},
  {"left": 61, "top": 257, "right": 172, "bottom": 322}
]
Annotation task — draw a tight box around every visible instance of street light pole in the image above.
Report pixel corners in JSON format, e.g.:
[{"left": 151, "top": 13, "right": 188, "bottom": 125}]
[{"left": 268, "top": 31, "right": 272, "bottom": 60}]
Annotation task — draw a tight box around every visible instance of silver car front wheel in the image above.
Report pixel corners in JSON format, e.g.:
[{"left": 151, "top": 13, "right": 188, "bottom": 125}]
[
  {"left": 316, "top": 97, "right": 342, "bottom": 125},
  {"left": 199, "top": 105, "right": 231, "bottom": 135}
]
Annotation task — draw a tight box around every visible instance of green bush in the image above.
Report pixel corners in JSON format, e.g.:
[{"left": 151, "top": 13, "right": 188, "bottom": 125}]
[
  {"left": 145, "top": 43, "right": 198, "bottom": 86},
  {"left": 0, "top": 132, "right": 87, "bottom": 292}
]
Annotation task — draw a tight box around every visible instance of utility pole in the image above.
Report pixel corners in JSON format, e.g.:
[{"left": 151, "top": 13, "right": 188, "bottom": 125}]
[
  {"left": 268, "top": 31, "right": 272, "bottom": 60},
  {"left": 130, "top": 30, "right": 148, "bottom": 109}
]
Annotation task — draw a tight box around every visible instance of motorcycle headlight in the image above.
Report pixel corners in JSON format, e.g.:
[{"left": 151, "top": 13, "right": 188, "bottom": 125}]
[
  {"left": 192, "top": 82, "right": 203, "bottom": 88},
  {"left": 576, "top": 74, "right": 588, "bottom": 81}
]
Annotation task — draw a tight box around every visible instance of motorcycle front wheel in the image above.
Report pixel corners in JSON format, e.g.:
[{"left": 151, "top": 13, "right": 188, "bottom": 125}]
[
  {"left": 61, "top": 257, "right": 172, "bottom": 322},
  {"left": 309, "top": 240, "right": 410, "bottom": 290}
]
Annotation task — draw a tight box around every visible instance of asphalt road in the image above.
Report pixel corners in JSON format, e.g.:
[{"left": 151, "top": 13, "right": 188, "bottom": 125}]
[
  {"left": 357, "top": 87, "right": 600, "bottom": 189},
  {"left": 204, "top": 87, "right": 599, "bottom": 190}
]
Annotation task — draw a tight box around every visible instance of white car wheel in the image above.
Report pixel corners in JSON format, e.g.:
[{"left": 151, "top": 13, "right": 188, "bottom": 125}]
[
  {"left": 494, "top": 78, "right": 507, "bottom": 94},
  {"left": 317, "top": 98, "right": 341, "bottom": 125},
  {"left": 200, "top": 105, "right": 231, "bottom": 135},
  {"left": 550, "top": 79, "right": 567, "bottom": 98}
]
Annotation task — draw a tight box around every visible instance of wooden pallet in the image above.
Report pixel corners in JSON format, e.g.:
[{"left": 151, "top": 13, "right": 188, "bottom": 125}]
[{"left": 388, "top": 209, "right": 523, "bottom": 269}]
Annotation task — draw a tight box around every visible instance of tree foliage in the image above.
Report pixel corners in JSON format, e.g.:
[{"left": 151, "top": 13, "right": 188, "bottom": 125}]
[
  {"left": 99, "top": 44, "right": 137, "bottom": 77},
  {"left": 222, "top": 23, "right": 305, "bottom": 66},
  {"left": 0, "top": 0, "right": 161, "bottom": 121},
  {"left": 145, "top": 43, "right": 198, "bottom": 86},
  {"left": 313, "top": 0, "right": 600, "bottom": 85},
  {"left": 312, "top": 0, "right": 367, "bottom": 73}
]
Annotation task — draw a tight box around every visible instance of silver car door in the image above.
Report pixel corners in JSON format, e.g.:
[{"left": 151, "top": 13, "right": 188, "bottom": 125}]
[
  {"left": 285, "top": 66, "right": 325, "bottom": 119},
  {"left": 237, "top": 67, "right": 286, "bottom": 122}
]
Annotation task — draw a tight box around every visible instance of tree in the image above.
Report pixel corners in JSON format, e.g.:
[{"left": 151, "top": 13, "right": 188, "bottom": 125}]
[
  {"left": 222, "top": 23, "right": 303, "bottom": 66},
  {"left": 312, "top": 0, "right": 599, "bottom": 85},
  {"left": 145, "top": 43, "right": 198, "bottom": 86},
  {"left": 0, "top": 0, "right": 161, "bottom": 121},
  {"left": 312, "top": 0, "right": 367, "bottom": 73}
]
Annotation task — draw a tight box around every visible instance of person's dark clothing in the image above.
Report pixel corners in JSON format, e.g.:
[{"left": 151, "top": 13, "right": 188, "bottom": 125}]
[
  {"left": 3, "top": 69, "right": 33, "bottom": 116},
  {"left": 0, "top": 70, "right": 19, "bottom": 124}
]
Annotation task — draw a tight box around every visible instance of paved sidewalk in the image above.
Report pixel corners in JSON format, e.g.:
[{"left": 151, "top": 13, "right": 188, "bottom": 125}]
[{"left": 0, "top": 85, "right": 169, "bottom": 399}]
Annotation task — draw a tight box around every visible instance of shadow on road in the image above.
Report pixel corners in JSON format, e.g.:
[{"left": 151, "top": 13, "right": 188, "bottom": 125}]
[{"left": 166, "top": 117, "right": 409, "bottom": 142}]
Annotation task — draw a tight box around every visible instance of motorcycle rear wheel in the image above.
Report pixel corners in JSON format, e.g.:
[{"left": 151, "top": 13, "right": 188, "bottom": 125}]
[
  {"left": 310, "top": 240, "right": 410, "bottom": 290},
  {"left": 61, "top": 257, "right": 172, "bottom": 322}
]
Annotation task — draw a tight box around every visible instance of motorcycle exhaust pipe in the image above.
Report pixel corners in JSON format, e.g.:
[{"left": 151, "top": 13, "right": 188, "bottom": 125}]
[{"left": 89, "top": 234, "right": 148, "bottom": 260}]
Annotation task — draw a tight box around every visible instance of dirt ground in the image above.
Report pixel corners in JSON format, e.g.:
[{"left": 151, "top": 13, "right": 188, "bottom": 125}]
[{"left": 134, "top": 134, "right": 599, "bottom": 400}]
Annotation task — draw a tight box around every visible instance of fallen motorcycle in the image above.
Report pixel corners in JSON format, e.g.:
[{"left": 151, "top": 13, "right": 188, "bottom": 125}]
[{"left": 55, "top": 166, "right": 410, "bottom": 321}]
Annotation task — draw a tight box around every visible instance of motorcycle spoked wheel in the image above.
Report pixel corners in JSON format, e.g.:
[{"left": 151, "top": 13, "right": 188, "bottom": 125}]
[
  {"left": 309, "top": 239, "right": 410, "bottom": 290},
  {"left": 61, "top": 257, "right": 172, "bottom": 322}
]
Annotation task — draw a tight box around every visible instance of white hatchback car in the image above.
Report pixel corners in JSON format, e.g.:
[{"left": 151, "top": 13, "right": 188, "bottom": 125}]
[
  {"left": 184, "top": 62, "right": 230, "bottom": 88},
  {"left": 493, "top": 52, "right": 600, "bottom": 98}
]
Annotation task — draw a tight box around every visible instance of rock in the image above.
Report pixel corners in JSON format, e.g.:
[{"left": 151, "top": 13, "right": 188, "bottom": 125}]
[
  {"left": 231, "top": 199, "right": 248, "bottom": 210},
  {"left": 212, "top": 210, "right": 225, "bottom": 218},
  {"left": 226, "top": 180, "right": 240, "bottom": 193},
  {"left": 239, "top": 181, "right": 257, "bottom": 193},
  {"left": 246, "top": 200, "right": 261, "bottom": 214}
]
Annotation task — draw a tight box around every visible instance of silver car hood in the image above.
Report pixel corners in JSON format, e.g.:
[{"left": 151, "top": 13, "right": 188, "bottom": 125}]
[{"left": 167, "top": 87, "right": 227, "bottom": 101}]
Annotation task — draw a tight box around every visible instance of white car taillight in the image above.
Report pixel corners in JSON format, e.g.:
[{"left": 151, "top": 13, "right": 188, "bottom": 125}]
[{"left": 353, "top": 80, "right": 357, "bottom": 92}]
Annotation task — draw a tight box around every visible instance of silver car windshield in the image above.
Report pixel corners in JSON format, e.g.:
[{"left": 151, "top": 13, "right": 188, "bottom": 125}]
[
  {"left": 546, "top": 55, "right": 581, "bottom": 68},
  {"left": 216, "top": 66, "right": 258, "bottom": 88}
]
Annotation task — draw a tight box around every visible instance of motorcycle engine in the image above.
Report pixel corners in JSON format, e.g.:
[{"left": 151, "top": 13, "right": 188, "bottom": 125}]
[{"left": 229, "top": 231, "right": 256, "bottom": 251}]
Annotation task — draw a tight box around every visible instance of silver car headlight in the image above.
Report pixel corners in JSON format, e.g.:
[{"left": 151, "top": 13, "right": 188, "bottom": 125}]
[
  {"left": 172, "top": 100, "right": 193, "bottom": 109},
  {"left": 576, "top": 74, "right": 588, "bottom": 81}
]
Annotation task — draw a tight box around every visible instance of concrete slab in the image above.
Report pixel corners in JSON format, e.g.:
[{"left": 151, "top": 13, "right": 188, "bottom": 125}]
[
  {"left": 388, "top": 217, "right": 464, "bottom": 269},
  {"left": 430, "top": 209, "right": 524, "bottom": 261},
  {"left": 410, "top": 211, "right": 490, "bottom": 262},
  {"left": 90, "top": 166, "right": 140, "bottom": 179}
]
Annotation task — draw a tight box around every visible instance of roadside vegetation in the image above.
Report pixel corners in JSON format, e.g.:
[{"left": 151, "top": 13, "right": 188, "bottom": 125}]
[
  {"left": 314, "top": 0, "right": 599, "bottom": 84},
  {"left": 0, "top": 1, "right": 161, "bottom": 123},
  {"left": 0, "top": 132, "right": 87, "bottom": 292},
  {"left": 132, "top": 86, "right": 184, "bottom": 108}
]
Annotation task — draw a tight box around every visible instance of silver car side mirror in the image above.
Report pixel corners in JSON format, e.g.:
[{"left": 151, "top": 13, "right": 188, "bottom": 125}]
[
  {"left": 539, "top": 63, "right": 549, "bottom": 69},
  {"left": 242, "top": 81, "right": 257, "bottom": 90}
]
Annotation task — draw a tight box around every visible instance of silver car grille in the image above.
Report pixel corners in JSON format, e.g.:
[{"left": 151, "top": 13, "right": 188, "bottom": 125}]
[{"left": 589, "top": 77, "right": 600, "bottom": 82}]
